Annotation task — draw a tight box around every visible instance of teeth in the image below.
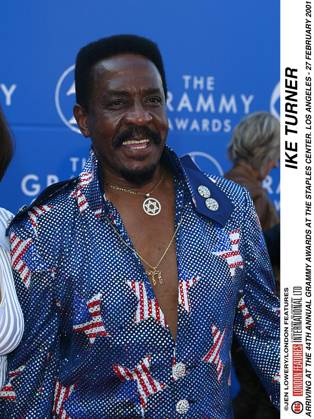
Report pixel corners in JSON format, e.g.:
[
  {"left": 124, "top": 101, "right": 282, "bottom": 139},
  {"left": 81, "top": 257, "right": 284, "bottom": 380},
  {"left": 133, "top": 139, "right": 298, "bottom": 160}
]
[{"left": 123, "top": 139, "right": 149, "bottom": 145}]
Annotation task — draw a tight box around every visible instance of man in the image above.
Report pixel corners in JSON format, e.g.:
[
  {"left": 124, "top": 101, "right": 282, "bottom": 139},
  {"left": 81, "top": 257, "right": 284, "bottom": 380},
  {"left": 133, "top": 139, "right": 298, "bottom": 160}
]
[{"left": 1, "top": 35, "right": 279, "bottom": 418}]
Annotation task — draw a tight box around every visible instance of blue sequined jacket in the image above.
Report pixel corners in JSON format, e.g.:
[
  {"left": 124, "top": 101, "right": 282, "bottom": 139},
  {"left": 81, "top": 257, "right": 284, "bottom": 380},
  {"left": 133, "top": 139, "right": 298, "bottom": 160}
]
[{"left": 0, "top": 148, "right": 279, "bottom": 418}]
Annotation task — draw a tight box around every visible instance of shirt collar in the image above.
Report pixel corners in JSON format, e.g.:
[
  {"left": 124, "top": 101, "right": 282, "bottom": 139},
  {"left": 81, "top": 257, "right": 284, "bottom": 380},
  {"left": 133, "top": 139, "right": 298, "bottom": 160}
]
[{"left": 178, "top": 154, "right": 234, "bottom": 226}]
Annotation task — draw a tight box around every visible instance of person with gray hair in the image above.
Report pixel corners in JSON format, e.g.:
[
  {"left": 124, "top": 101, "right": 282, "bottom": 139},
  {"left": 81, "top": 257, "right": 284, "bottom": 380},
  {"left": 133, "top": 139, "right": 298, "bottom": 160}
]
[{"left": 225, "top": 112, "right": 280, "bottom": 231}]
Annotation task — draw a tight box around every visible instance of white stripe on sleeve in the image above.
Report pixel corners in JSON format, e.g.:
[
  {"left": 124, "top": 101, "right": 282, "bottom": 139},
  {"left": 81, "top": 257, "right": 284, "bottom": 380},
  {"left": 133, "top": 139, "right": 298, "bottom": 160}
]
[{"left": 0, "top": 208, "right": 24, "bottom": 388}]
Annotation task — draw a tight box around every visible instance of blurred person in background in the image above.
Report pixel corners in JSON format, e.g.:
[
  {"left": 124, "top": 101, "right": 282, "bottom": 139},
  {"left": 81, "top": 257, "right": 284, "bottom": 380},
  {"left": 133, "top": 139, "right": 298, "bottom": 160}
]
[
  {"left": 225, "top": 112, "right": 280, "bottom": 419},
  {"left": 225, "top": 112, "right": 280, "bottom": 231},
  {"left": 0, "top": 106, "right": 24, "bottom": 390}
]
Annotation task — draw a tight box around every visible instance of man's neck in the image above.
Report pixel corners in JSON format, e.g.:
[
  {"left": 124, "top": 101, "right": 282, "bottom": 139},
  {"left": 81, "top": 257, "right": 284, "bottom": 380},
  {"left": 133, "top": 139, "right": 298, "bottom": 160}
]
[{"left": 101, "top": 164, "right": 164, "bottom": 193}]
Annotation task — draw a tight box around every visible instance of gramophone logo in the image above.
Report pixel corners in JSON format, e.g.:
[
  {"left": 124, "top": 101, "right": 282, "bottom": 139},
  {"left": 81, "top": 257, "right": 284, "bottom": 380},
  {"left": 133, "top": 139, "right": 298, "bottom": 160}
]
[{"left": 55, "top": 65, "right": 81, "bottom": 134}]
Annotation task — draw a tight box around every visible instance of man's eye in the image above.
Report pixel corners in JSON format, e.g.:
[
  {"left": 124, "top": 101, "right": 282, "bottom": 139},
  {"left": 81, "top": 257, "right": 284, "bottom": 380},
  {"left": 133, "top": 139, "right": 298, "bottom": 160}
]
[
  {"left": 146, "top": 96, "right": 162, "bottom": 105},
  {"left": 107, "top": 99, "right": 127, "bottom": 108}
]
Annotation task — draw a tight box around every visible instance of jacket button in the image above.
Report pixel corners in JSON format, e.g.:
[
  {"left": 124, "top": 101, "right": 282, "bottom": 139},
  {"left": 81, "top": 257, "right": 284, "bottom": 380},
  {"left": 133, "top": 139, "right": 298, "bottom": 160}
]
[
  {"left": 176, "top": 399, "right": 190, "bottom": 414},
  {"left": 197, "top": 185, "right": 211, "bottom": 198},
  {"left": 172, "top": 362, "right": 186, "bottom": 379},
  {"left": 205, "top": 197, "right": 219, "bottom": 211}
]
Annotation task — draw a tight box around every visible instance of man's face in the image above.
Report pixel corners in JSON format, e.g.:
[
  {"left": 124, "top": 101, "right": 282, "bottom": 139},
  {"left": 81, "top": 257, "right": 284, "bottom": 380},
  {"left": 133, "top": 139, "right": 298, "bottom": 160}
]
[{"left": 74, "top": 53, "right": 168, "bottom": 183}]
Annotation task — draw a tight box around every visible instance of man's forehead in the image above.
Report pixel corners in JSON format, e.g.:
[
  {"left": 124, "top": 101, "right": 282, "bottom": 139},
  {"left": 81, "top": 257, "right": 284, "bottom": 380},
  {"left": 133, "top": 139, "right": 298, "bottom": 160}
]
[{"left": 92, "top": 53, "right": 161, "bottom": 83}]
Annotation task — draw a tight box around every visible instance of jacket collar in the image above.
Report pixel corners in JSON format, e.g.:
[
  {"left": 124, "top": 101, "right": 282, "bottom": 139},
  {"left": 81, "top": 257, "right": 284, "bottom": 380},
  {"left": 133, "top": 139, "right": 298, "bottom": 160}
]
[{"left": 177, "top": 154, "right": 234, "bottom": 226}]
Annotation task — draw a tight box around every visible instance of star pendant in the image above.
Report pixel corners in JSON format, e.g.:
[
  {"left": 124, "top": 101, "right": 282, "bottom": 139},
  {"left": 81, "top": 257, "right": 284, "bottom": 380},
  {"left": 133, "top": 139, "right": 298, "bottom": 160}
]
[{"left": 143, "top": 197, "right": 161, "bottom": 216}]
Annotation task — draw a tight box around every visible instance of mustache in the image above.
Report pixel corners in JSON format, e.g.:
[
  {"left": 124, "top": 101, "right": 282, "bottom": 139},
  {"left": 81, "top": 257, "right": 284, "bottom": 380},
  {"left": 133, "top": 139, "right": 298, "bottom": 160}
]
[{"left": 113, "top": 126, "right": 162, "bottom": 148}]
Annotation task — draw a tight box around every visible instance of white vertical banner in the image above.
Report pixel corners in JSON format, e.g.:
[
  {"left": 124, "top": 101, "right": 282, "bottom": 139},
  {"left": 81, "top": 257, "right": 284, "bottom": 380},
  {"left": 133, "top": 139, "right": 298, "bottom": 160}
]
[{"left": 281, "top": 0, "right": 313, "bottom": 417}]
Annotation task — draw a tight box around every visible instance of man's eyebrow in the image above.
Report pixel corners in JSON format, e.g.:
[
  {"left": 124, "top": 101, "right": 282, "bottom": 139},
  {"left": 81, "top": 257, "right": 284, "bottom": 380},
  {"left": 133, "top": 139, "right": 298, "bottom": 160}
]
[
  {"left": 104, "top": 88, "right": 163, "bottom": 97},
  {"left": 142, "top": 88, "right": 163, "bottom": 95},
  {"left": 104, "top": 90, "right": 130, "bottom": 97}
]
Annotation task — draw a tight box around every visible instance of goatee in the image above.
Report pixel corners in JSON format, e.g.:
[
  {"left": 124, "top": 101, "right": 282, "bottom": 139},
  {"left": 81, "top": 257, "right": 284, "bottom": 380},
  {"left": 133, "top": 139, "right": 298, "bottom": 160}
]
[{"left": 119, "top": 164, "right": 157, "bottom": 185}]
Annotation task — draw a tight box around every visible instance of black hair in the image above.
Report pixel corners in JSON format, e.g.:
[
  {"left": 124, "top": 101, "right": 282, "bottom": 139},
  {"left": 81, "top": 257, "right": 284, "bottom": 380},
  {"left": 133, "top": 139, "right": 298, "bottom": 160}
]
[
  {"left": 75, "top": 34, "right": 167, "bottom": 109},
  {"left": 0, "top": 106, "right": 13, "bottom": 181}
]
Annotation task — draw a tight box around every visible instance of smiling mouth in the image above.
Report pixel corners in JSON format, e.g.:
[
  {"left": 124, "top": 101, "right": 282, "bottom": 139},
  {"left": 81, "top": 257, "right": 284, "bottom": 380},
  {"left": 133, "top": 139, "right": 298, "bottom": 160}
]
[{"left": 122, "top": 139, "right": 150, "bottom": 150}]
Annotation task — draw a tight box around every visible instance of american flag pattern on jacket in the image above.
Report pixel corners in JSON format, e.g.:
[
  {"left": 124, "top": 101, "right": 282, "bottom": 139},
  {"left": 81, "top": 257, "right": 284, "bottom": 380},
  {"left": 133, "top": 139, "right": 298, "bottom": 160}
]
[
  {"left": 272, "top": 373, "right": 280, "bottom": 383},
  {"left": 0, "top": 365, "right": 25, "bottom": 400},
  {"left": 237, "top": 296, "right": 255, "bottom": 330},
  {"left": 73, "top": 293, "right": 110, "bottom": 343},
  {"left": 1, "top": 148, "right": 280, "bottom": 418},
  {"left": 10, "top": 233, "right": 32, "bottom": 289},
  {"left": 53, "top": 382, "right": 76, "bottom": 419},
  {"left": 70, "top": 172, "right": 93, "bottom": 213},
  {"left": 202, "top": 325, "right": 225, "bottom": 382},
  {"left": 127, "top": 280, "right": 167, "bottom": 328},
  {"left": 213, "top": 229, "right": 244, "bottom": 277},
  {"left": 178, "top": 277, "right": 198, "bottom": 313},
  {"left": 70, "top": 188, "right": 88, "bottom": 214},
  {"left": 28, "top": 205, "right": 52, "bottom": 233},
  {"left": 113, "top": 355, "right": 166, "bottom": 411}
]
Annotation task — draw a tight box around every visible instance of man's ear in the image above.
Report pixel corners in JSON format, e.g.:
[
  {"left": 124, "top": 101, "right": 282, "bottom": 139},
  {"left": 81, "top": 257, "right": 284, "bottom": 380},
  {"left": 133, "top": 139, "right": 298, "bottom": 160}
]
[{"left": 73, "top": 104, "right": 90, "bottom": 137}]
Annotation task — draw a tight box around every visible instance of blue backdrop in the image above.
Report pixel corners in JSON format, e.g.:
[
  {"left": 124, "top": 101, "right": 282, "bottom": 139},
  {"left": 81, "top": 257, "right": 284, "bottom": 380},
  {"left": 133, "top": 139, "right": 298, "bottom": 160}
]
[{"left": 0, "top": 1, "right": 280, "bottom": 213}]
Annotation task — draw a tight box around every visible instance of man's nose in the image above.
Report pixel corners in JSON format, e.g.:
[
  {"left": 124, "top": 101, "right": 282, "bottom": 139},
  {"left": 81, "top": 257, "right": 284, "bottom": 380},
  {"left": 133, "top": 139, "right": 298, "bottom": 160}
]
[{"left": 124, "top": 102, "right": 153, "bottom": 125}]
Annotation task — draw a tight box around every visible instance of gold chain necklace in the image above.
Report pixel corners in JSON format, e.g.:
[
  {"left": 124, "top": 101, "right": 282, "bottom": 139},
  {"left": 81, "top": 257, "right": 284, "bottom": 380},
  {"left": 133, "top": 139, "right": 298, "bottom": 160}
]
[
  {"left": 107, "top": 176, "right": 163, "bottom": 216},
  {"left": 109, "top": 218, "right": 182, "bottom": 286}
]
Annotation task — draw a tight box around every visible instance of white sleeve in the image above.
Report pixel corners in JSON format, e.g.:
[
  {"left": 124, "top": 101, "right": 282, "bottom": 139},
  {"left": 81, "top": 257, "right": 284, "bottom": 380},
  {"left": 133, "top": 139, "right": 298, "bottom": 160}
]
[
  {"left": 0, "top": 208, "right": 24, "bottom": 356},
  {"left": 0, "top": 246, "right": 24, "bottom": 355}
]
